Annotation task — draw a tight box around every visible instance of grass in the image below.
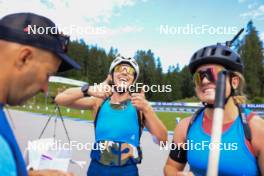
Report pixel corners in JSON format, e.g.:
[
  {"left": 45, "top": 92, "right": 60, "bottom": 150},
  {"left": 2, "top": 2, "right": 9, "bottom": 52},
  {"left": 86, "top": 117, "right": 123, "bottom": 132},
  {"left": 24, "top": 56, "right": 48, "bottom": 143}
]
[
  {"left": 9, "top": 104, "right": 191, "bottom": 131},
  {"left": 156, "top": 111, "right": 190, "bottom": 131}
]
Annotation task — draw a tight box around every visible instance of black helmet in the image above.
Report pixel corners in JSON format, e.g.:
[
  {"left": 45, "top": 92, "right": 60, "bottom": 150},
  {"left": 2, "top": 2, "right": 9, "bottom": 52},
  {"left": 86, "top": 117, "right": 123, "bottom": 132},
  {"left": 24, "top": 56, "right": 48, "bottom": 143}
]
[{"left": 188, "top": 43, "right": 244, "bottom": 74}]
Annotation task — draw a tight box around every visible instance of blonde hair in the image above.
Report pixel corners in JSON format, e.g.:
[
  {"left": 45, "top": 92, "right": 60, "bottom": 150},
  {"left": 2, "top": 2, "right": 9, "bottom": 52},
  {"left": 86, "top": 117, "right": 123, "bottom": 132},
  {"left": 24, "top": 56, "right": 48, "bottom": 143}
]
[{"left": 231, "top": 71, "right": 247, "bottom": 104}]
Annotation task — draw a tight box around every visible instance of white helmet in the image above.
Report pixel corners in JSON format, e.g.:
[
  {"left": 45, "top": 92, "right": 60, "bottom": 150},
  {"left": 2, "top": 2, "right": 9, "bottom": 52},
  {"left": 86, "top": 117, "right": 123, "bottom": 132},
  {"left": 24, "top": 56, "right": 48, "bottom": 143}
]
[{"left": 109, "top": 56, "right": 139, "bottom": 83}]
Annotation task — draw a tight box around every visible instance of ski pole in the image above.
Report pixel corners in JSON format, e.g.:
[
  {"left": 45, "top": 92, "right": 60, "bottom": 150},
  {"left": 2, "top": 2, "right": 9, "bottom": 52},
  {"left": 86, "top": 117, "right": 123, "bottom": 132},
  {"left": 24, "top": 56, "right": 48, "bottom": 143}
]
[{"left": 207, "top": 71, "right": 227, "bottom": 176}]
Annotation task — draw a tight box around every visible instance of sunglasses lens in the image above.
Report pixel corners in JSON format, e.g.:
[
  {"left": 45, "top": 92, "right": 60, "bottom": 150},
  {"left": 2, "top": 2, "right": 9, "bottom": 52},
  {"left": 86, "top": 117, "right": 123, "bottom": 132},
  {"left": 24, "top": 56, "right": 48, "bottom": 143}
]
[
  {"left": 114, "top": 65, "right": 135, "bottom": 75},
  {"left": 194, "top": 66, "right": 224, "bottom": 85},
  {"left": 193, "top": 72, "right": 201, "bottom": 86},
  {"left": 128, "top": 67, "right": 135, "bottom": 74},
  {"left": 206, "top": 68, "right": 216, "bottom": 82},
  {"left": 114, "top": 65, "right": 122, "bottom": 72}
]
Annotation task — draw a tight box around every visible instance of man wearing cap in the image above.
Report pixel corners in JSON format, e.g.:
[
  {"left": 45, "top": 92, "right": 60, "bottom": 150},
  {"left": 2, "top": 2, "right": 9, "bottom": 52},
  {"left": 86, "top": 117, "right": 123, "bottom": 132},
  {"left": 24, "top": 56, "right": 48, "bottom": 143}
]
[{"left": 0, "top": 12, "right": 80, "bottom": 176}]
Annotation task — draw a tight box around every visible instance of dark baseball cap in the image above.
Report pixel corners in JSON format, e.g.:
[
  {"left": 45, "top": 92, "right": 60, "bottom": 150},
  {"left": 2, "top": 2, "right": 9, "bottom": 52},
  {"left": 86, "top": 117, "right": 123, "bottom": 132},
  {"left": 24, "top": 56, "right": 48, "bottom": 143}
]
[{"left": 0, "top": 12, "right": 81, "bottom": 72}]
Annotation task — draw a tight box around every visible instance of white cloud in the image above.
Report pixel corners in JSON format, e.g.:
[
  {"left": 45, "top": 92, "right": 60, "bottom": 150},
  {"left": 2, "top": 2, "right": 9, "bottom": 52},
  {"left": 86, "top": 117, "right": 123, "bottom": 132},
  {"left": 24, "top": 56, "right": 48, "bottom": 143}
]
[
  {"left": 248, "top": 2, "right": 258, "bottom": 9},
  {"left": 121, "top": 25, "right": 144, "bottom": 33},
  {"left": 0, "top": 0, "right": 137, "bottom": 25},
  {"left": 260, "top": 32, "right": 264, "bottom": 41},
  {"left": 105, "top": 25, "right": 144, "bottom": 36},
  {"left": 75, "top": 24, "right": 144, "bottom": 54},
  {"left": 0, "top": 0, "right": 143, "bottom": 39},
  {"left": 240, "top": 4, "right": 264, "bottom": 19}
]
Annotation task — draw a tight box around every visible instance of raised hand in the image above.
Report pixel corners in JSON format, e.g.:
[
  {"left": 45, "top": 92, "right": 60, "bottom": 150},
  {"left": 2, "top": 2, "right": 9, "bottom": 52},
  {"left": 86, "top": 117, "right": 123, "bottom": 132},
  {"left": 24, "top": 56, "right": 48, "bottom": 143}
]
[
  {"left": 88, "top": 74, "right": 113, "bottom": 99},
  {"left": 131, "top": 86, "right": 150, "bottom": 112}
]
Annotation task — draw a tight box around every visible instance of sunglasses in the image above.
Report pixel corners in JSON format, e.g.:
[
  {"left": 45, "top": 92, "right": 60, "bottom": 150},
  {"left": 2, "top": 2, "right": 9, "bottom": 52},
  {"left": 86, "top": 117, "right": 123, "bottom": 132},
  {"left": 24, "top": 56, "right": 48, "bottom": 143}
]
[
  {"left": 193, "top": 66, "right": 226, "bottom": 86},
  {"left": 110, "top": 99, "right": 129, "bottom": 110},
  {"left": 114, "top": 65, "right": 135, "bottom": 75}
]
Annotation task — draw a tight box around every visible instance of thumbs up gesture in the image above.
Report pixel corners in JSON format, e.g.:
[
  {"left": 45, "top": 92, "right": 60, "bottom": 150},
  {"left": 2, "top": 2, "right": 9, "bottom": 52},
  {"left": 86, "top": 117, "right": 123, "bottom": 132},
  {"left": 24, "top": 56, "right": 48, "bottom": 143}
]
[{"left": 131, "top": 85, "right": 150, "bottom": 112}]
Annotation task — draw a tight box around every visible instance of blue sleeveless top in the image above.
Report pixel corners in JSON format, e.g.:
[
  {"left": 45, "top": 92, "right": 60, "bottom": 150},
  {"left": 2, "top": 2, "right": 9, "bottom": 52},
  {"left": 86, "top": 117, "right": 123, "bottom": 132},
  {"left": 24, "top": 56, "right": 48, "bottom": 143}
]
[
  {"left": 95, "top": 99, "right": 140, "bottom": 147},
  {"left": 187, "top": 110, "right": 260, "bottom": 176},
  {"left": 0, "top": 104, "right": 27, "bottom": 176}
]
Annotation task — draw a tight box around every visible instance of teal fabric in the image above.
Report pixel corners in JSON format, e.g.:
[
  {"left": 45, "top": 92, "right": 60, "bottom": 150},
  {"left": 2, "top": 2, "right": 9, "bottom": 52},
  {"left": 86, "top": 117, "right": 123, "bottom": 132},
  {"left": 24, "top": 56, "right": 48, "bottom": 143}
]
[
  {"left": 95, "top": 99, "right": 140, "bottom": 147},
  {"left": 187, "top": 109, "right": 260, "bottom": 176}
]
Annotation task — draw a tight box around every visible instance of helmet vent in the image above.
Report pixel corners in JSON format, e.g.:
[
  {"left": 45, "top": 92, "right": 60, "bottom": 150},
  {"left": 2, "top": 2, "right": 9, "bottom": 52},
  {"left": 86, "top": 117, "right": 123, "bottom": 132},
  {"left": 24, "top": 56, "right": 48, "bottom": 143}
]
[
  {"left": 236, "top": 57, "right": 241, "bottom": 63},
  {"left": 211, "top": 47, "right": 216, "bottom": 55},
  {"left": 222, "top": 50, "right": 231, "bottom": 56},
  {"left": 200, "top": 48, "right": 206, "bottom": 57},
  {"left": 193, "top": 53, "right": 197, "bottom": 60}
]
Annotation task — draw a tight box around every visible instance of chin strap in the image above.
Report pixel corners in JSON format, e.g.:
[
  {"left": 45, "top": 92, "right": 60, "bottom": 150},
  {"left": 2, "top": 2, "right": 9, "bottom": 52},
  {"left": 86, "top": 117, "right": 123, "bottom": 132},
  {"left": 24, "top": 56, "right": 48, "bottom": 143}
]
[
  {"left": 202, "top": 102, "right": 214, "bottom": 108},
  {"left": 203, "top": 92, "right": 232, "bottom": 109}
]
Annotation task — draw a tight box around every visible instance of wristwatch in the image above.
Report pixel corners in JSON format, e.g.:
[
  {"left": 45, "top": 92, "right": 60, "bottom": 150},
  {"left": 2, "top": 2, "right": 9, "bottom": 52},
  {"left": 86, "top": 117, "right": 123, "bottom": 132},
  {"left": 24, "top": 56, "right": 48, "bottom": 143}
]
[{"left": 81, "top": 84, "right": 90, "bottom": 97}]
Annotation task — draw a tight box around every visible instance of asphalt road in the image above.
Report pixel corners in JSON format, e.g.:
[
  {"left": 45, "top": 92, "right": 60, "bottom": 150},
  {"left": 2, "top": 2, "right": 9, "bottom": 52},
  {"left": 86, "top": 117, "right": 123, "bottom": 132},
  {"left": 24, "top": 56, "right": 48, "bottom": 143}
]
[{"left": 5, "top": 109, "right": 173, "bottom": 176}]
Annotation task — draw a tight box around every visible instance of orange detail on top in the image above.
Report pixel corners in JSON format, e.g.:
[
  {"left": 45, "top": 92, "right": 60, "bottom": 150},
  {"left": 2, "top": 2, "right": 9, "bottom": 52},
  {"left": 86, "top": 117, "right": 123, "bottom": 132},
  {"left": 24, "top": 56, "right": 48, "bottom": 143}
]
[{"left": 202, "top": 112, "right": 256, "bottom": 156}]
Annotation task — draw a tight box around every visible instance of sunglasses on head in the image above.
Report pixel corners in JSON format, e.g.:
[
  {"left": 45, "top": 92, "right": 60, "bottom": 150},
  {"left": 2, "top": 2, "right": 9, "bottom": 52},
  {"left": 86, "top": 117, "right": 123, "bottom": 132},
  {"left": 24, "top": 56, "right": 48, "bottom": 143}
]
[
  {"left": 114, "top": 65, "right": 135, "bottom": 75},
  {"left": 193, "top": 66, "right": 226, "bottom": 86}
]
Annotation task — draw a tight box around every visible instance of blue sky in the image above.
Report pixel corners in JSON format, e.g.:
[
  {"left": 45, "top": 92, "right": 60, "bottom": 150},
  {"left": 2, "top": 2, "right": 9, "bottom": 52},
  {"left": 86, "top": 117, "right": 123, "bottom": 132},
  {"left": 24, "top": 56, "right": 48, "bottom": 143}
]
[{"left": 0, "top": 0, "right": 263, "bottom": 71}]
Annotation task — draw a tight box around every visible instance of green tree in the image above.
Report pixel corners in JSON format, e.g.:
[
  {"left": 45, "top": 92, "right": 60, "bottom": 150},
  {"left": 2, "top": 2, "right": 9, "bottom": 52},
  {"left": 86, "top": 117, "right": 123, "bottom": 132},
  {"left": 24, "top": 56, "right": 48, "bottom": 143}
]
[
  {"left": 239, "top": 22, "right": 264, "bottom": 98},
  {"left": 135, "top": 50, "right": 158, "bottom": 100},
  {"left": 179, "top": 66, "right": 195, "bottom": 98}
]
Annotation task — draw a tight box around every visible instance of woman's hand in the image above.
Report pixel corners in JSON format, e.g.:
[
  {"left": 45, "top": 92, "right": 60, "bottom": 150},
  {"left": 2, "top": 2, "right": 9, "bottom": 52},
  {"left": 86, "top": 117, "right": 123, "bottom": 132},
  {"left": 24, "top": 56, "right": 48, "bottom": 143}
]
[
  {"left": 131, "top": 88, "right": 150, "bottom": 112},
  {"left": 88, "top": 75, "right": 113, "bottom": 99}
]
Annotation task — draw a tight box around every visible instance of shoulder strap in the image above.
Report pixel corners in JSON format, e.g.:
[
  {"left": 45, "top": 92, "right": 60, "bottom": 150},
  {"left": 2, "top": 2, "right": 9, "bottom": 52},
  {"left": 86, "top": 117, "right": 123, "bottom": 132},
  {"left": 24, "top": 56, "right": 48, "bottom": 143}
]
[
  {"left": 186, "top": 107, "right": 205, "bottom": 136},
  {"left": 168, "top": 107, "right": 205, "bottom": 164},
  {"left": 237, "top": 105, "right": 252, "bottom": 141},
  {"left": 136, "top": 109, "right": 145, "bottom": 141}
]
